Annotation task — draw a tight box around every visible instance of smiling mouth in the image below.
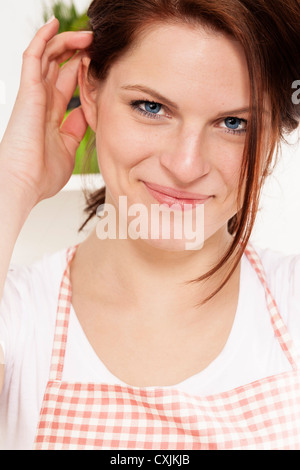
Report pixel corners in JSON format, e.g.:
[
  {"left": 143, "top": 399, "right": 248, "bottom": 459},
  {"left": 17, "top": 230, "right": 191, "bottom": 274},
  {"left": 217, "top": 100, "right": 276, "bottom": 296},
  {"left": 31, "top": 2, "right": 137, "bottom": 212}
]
[{"left": 142, "top": 181, "right": 212, "bottom": 209}]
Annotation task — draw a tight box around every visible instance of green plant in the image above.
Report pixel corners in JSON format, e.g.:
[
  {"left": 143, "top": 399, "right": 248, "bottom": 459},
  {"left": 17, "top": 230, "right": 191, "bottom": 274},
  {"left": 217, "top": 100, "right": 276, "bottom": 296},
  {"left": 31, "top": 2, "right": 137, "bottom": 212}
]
[{"left": 42, "top": 0, "right": 89, "bottom": 34}]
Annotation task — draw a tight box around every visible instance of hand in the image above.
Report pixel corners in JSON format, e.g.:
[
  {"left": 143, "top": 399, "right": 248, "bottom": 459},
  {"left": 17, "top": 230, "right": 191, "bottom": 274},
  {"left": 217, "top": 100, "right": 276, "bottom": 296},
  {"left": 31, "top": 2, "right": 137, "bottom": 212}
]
[{"left": 0, "top": 17, "right": 94, "bottom": 207}]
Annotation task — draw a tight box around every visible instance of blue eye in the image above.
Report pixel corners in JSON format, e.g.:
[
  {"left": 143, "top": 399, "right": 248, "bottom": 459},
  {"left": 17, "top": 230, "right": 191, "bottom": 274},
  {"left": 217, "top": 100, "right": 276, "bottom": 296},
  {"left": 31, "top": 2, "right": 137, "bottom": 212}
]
[
  {"left": 221, "top": 117, "right": 247, "bottom": 135},
  {"left": 130, "top": 100, "right": 165, "bottom": 120},
  {"left": 225, "top": 117, "right": 242, "bottom": 129},
  {"left": 144, "top": 102, "right": 162, "bottom": 114}
]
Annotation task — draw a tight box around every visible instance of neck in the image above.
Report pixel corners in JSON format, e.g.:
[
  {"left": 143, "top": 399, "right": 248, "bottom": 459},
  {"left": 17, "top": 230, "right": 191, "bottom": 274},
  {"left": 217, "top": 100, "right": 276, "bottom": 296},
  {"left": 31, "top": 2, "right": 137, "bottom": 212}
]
[{"left": 75, "top": 224, "right": 240, "bottom": 318}]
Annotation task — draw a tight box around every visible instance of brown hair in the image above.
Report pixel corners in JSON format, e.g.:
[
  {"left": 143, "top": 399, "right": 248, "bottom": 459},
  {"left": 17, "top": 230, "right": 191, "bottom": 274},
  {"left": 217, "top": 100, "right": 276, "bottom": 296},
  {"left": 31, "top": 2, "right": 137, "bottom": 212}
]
[{"left": 78, "top": 0, "right": 300, "bottom": 304}]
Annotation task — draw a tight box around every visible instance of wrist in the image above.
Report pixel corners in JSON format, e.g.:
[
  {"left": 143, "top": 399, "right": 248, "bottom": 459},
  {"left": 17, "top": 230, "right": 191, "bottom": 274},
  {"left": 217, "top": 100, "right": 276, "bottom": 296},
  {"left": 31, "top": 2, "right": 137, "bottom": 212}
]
[{"left": 0, "top": 175, "right": 38, "bottom": 224}]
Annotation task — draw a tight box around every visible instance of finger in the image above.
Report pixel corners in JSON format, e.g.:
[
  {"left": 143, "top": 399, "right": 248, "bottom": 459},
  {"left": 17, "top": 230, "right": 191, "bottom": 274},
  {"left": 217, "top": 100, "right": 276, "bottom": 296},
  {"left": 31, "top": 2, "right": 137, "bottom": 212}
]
[
  {"left": 60, "top": 106, "right": 89, "bottom": 158},
  {"left": 55, "top": 52, "right": 84, "bottom": 104},
  {"left": 48, "top": 52, "right": 84, "bottom": 126},
  {"left": 42, "top": 48, "right": 85, "bottom": 80},
  {"left": 45, "top": 60, "right": 60, "bottom": 86},
  {"left": 19, "top": 17, "right": 60, "bottom": 89},
  {"left": 45, "top": 31, "right": 93, "bottom": 60},
  {"left": 41, "top": 31, "right": 93, "bottom": 77}
]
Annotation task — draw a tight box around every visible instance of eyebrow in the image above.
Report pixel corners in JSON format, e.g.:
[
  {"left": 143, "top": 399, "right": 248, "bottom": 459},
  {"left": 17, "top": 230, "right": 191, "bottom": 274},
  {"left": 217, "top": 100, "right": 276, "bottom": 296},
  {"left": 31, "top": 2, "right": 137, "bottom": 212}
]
[
  {"left": 215, "top": 107, "right": 251, "bottom": 117},
  {"left": 120, "top": 84, "right": 179, "bottom": 110},
  {"left": 120, "top": 84, "right": 269, "bottom": 116},
  {"left": 215, "top": 107, "right": 269, "bottom": 118}
]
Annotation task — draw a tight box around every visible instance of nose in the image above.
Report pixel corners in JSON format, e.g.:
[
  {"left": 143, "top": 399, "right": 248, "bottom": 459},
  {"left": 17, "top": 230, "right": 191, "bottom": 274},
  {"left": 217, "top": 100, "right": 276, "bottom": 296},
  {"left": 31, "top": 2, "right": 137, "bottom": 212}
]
[{"left": 159, "top": 125, "right": 211, "bottom": 184}]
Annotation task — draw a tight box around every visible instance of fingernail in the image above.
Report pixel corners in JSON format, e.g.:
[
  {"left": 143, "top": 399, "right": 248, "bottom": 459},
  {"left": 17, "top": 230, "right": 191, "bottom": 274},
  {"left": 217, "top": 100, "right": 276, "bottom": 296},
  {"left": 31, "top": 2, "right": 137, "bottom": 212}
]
[
  {"left": 79, "top": 31, "right": 93, "bottom": 34},
  {"left": 45, "top": 15, "right": 56, "bottom": 25}
]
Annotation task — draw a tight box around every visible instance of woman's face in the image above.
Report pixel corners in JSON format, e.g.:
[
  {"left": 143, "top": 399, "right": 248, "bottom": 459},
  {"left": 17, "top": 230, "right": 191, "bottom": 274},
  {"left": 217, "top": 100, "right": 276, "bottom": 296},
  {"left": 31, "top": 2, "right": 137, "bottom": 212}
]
[{"left": 81, "top": 22, "right": 250, "bottom": 251}]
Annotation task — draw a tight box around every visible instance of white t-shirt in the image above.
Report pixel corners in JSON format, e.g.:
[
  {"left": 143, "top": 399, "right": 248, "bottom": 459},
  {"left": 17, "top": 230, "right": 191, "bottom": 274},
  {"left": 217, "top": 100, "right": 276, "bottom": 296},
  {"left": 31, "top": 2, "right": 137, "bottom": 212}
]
[{"left": 0, "top": 243, "right": 300, "bottom": 450}]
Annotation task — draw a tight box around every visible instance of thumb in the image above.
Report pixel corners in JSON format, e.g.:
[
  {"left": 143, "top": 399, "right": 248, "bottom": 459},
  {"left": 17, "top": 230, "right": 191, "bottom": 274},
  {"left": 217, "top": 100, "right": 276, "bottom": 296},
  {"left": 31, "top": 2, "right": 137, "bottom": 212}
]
[{"left": 60, "top": 106, "right": 88, "bottom": 157}]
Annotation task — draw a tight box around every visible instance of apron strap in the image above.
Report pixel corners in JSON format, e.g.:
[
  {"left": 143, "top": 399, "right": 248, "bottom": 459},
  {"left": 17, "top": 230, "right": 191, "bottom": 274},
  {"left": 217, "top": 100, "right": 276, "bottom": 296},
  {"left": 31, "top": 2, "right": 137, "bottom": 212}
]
[
  {"left": 49, "top": 244, "right": 79, "bottom": 382},
  {"left": 244, "top": 241, "right": 300, "bottom": 370}
]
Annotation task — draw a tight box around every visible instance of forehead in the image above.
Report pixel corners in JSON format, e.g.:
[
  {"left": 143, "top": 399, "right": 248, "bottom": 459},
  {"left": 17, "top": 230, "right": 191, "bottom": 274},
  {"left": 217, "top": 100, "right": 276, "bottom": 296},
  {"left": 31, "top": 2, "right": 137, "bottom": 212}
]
[{"left": 106, "top": 22, "right": 250, "bottom": 112}]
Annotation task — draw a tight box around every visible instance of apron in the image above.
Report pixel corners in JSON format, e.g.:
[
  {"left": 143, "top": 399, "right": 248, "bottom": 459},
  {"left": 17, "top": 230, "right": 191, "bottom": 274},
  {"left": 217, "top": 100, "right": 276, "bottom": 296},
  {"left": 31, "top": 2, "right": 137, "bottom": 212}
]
[{"left": 33, "top": 242, "right": 300, "bottom": 450}]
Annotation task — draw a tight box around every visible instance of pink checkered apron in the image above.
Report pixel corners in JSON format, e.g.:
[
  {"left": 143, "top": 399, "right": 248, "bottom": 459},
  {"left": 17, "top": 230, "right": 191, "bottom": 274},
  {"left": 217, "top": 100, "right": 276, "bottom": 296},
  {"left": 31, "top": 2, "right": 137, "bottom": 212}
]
[{"left": 33, "top": 242, "right": 300, "bottom": 450}]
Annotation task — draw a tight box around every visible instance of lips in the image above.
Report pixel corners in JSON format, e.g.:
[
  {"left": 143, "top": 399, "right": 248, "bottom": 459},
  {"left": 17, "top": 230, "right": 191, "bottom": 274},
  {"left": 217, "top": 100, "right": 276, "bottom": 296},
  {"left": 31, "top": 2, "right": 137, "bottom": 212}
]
[
  {"left": 144, "top": 181, "right": 211, "bottom": 199},
  {"left": 142, "top": 181, "right": 212, "bottom": 209}
]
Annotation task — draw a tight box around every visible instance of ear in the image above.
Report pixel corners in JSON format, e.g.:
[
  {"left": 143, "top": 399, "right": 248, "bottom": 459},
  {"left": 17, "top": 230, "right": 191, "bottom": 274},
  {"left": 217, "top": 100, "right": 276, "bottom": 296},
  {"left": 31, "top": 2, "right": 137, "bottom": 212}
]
[{"left": 78, "top": 56, "right": 98, "bottom": 132}]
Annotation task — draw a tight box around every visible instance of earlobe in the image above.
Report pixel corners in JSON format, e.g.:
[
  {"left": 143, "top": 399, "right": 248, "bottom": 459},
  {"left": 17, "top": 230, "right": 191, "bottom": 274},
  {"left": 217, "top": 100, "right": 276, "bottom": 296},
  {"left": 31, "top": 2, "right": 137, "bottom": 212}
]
[{"left": 78, "top": 56, "right": 98, "bottom": 132}]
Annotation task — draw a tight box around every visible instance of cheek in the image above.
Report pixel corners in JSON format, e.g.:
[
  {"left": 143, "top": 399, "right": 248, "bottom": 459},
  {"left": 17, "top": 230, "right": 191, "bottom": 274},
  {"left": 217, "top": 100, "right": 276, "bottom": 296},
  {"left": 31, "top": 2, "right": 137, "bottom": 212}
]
[
  {"left": 96, "top": 105, "right": 157, "bottom": 171},
  {"left": 216, "top": 143, "right": 244, "bottom": 189}
]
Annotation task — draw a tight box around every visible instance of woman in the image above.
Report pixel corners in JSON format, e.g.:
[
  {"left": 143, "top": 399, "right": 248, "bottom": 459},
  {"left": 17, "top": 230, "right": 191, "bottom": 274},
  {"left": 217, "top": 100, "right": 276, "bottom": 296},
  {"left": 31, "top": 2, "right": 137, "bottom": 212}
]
[{"left": 0, "top": 0, "right": 300, "bottom": 450}]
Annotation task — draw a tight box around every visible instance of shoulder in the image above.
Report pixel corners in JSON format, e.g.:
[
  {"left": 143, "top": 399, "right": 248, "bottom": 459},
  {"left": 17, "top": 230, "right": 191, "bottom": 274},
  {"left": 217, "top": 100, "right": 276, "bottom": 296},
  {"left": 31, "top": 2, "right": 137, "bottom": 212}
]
[
  {"left": 0, "top": 245, "right": 71, "bottom": 337},
  {"left": 252, "top": 243, "right": 300, "bottom": 296},
  {"left": 0, "top": 245, "right": 74, "bottom": 368},
  {"left": 248, "top": 242, "right": 300, "bottom": 346},
  {"left": 3, "top": 246, "right": 69, "bottom": 300},
  {"left": 0, "top": 246, "right": 74, "bottom": 404}
]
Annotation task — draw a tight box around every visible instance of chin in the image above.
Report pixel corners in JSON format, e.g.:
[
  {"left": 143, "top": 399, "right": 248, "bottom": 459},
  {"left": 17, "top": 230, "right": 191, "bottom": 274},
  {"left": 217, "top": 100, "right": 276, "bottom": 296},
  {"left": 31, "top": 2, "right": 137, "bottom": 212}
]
[{"left": 138, "top": 235, "right": 205, "bottom": 253}]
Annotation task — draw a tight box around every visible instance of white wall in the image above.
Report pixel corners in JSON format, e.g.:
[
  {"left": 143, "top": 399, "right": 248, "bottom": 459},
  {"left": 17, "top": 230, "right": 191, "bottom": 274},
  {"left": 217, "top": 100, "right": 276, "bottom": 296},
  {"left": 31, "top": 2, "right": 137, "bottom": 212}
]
[
  {"left": 250, "top": 135, "right": 300, "bottom": 254},
  {"left": 1, "top": 0, "right": 300, "bottom": 265},
  {"left": 0, "top": 0, "right": 90, "bottom": 141},
  {"left": 10, "top": 175, "right": 104, "bottom": 265}
]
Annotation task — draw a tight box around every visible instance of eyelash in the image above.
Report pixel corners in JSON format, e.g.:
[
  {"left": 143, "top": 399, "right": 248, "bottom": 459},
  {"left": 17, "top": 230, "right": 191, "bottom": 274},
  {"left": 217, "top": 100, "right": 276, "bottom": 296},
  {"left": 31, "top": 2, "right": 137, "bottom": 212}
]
[
  {"left": 130, "top": 99, "right": 165, "bottom": 120},
  {"left": 129, "top": 99, "right": 248, "bottom": 136}
]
